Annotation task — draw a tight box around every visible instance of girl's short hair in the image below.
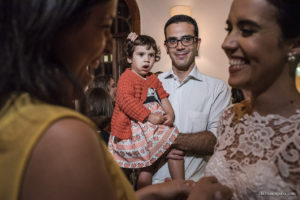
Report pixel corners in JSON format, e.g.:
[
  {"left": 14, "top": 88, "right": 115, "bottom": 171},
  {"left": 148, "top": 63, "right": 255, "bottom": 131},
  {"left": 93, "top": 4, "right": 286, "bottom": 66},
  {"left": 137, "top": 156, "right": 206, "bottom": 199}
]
[{"left": 122, "top": 35, "right": 161, "bottom": 68}]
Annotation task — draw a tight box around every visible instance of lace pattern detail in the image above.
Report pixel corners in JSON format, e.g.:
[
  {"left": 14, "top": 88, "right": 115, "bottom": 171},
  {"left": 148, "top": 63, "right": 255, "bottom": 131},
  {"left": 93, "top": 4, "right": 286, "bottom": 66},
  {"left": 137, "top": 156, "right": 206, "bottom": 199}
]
[{"left": 205, "top": 103, "right": 300, "bottom": 200}]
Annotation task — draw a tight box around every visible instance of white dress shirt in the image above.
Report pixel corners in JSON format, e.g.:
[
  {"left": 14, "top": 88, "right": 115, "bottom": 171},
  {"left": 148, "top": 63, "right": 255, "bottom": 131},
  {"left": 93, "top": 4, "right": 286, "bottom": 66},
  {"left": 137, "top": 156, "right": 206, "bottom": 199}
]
[{"left": 152, "top": 66, "right": 231, "bottom": 183}]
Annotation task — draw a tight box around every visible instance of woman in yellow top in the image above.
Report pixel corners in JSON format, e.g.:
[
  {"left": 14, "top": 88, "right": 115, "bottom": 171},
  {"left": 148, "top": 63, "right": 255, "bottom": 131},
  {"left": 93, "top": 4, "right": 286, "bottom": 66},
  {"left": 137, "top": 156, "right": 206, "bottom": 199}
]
[{"left": 0, "top": 0, "right": 232, "bottom": 200}]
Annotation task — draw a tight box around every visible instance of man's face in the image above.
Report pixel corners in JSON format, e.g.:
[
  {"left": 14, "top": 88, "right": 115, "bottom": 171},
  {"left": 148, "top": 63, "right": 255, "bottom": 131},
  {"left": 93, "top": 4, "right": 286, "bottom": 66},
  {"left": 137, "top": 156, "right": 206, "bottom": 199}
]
[{"left": 164, "top": 22, "right": 201, "bottom": 72}]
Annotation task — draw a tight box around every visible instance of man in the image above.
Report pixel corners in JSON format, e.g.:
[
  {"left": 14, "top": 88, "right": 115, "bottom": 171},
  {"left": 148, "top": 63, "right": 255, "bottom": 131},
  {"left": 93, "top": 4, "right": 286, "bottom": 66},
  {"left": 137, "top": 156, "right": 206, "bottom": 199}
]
[{"left": 152, "top": 15, "right": 231, "bottom": 183}]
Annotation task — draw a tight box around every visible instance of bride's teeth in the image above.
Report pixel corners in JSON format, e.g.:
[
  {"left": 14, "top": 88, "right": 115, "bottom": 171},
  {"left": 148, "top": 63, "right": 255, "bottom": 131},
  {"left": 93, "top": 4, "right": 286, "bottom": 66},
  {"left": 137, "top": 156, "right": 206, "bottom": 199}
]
[{"left": 229, "top": 59, "right": 245, "bottom": 66}]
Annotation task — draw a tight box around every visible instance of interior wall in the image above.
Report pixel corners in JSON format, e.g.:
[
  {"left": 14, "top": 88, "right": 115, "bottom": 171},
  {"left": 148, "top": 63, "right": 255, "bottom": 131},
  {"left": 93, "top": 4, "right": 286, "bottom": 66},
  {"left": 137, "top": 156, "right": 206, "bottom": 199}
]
[{"left": 136, "top": 0, "right": 232, "bottom": 82}]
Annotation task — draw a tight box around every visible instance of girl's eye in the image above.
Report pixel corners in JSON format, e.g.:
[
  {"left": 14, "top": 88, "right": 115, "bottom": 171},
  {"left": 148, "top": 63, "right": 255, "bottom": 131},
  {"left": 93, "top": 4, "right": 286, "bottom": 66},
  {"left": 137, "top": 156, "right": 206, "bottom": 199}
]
[
  {"left": 149, "top": 53, "right": 155, "bottom": 57},
  {"left": 138, "top": 53, "right": 144, "bottom": 56}
]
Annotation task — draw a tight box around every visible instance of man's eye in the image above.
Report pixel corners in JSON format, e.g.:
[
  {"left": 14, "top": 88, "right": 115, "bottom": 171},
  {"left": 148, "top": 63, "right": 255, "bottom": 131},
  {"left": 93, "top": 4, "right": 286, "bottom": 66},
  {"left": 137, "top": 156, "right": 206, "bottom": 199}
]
[
  {"left": 182, "top": 36, "right": 192, "bottom": 42},
  {"left": 168, "top": 39, "right": 177, "bottom": 44}
]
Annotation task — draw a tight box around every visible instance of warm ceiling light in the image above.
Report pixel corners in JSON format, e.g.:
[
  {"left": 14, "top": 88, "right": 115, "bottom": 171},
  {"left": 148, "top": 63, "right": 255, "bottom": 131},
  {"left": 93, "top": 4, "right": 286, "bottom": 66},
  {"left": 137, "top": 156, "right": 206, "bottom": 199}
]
[{"left": 170, "top": 5, "right": 191, "bottom": 16}]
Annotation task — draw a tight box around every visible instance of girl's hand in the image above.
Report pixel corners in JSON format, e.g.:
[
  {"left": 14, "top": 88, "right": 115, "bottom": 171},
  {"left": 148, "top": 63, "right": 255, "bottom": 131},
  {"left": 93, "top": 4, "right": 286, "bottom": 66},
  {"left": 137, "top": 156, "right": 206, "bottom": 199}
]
[
  {"left": 147, "top": 113, "right": 166, "bottom": 125},
  {"left": 163, "top": 113, "right": 174, "bottom": 126}
]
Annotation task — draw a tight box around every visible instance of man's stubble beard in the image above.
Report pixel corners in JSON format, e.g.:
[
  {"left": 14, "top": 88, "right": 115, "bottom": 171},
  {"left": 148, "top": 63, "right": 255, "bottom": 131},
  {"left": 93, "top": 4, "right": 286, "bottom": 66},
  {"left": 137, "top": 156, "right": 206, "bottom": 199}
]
[{"left": 171, "top": 52, "right": 196, "bottom": 72}]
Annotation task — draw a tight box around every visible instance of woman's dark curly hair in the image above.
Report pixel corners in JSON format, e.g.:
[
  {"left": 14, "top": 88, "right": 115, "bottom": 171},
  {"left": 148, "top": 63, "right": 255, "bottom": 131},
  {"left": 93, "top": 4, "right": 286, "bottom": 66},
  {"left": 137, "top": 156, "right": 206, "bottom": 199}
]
[
  {"left": 0, "top": 0, "right": 110, "bottom": 109},
  {"left": 122, "top": 35, "right": 161, "bottom": 69}
]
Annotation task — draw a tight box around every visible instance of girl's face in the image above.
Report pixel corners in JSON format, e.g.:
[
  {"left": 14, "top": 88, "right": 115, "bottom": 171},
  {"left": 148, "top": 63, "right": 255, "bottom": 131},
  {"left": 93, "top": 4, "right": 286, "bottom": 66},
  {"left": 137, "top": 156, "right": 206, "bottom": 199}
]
[
  {"left": 222, "top": 0, "right": 291, "bottom": 94},
  {"left": 55, "top": 0, "right": 117, "bottom": 88},
  {"left": 128, "top": 45, "right": 156, "bottom": 77}
]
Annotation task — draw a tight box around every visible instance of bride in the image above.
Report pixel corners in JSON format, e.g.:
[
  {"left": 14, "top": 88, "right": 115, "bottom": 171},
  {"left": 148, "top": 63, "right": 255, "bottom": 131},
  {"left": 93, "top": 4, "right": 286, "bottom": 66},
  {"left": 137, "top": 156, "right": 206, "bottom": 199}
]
[{"left": 205, "top": 0, "right": 300, "bottom": 199}]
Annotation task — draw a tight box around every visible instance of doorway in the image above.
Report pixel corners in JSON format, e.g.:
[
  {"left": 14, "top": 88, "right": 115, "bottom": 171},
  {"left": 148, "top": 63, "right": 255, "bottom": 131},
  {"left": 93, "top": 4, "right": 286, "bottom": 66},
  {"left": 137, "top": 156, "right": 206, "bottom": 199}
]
[{"left": 95, "top": 0, "right": 140, "bottom": 81}]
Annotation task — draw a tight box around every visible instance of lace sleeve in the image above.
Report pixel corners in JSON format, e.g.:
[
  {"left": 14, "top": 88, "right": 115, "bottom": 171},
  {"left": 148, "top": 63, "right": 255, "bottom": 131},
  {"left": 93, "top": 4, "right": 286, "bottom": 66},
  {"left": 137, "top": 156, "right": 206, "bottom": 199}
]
[
  {"left": 210, "top": 102, "right": 300, "bottom": 198},
  {"left": 274, "top": 113, "right": 300, "bottom": 196}
]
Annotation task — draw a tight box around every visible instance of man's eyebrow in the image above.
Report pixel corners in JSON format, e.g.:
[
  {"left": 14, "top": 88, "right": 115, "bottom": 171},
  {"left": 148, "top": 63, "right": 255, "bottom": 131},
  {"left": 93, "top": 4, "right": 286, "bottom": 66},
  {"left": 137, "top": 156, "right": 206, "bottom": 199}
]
[{"left": 166, "top": 35, "right": 194, "bottom": 39}]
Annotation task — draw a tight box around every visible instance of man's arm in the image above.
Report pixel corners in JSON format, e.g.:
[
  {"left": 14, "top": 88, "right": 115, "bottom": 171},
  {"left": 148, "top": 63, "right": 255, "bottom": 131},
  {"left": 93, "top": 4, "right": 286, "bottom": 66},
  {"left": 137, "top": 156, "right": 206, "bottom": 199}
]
[
  {"left": 169, "top": 81, "right": 229, "bottom": 158},
  {"left": 171, "top": 131, "right": 216, "bottom": 156}
]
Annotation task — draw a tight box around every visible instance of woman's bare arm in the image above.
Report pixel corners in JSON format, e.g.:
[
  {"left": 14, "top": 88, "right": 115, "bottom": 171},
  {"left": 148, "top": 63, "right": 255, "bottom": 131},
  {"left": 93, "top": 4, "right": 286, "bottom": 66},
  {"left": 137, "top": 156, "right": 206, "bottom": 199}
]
[{"left": 21, "top": 118, "right": 118, "bottom": 200}]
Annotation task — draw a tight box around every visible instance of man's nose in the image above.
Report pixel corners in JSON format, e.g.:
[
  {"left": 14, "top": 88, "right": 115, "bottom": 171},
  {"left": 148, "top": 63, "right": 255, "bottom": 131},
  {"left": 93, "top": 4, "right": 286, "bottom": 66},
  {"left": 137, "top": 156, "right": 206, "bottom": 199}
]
[{"left": 176, "top": 40, "right": 185, "bottom": 49}]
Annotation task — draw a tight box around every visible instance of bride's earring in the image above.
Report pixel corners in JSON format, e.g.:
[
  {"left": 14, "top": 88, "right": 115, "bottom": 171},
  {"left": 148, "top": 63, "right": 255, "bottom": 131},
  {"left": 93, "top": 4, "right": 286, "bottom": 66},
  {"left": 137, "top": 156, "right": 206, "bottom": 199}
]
[{"left": 288, "top": 52, "right": 296, "bottom": 62}]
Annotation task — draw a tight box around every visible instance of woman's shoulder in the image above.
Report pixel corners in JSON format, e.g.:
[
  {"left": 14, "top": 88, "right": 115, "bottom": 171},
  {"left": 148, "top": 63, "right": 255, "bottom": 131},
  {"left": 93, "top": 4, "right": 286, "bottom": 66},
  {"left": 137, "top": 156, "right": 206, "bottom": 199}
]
[
  {"left": 9, "top": 93, "right": 98, "bottom": 131},
  {"left": 20, "top": 116, "right": 120, "bottom": 200}
]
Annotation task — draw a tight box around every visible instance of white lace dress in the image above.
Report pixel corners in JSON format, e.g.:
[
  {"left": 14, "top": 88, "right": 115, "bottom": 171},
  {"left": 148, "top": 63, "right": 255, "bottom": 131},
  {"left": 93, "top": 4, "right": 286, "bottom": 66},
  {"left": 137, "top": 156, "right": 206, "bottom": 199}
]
[{"left": 205, "top": 102, "right": 300, "bottom": 200}]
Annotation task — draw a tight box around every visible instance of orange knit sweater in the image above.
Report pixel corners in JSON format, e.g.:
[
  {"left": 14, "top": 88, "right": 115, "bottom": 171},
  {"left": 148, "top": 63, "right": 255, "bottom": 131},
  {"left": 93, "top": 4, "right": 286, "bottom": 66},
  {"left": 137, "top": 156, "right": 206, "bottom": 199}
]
[{"left": 111, "top": 69, "right": 169, "bottom": 139}]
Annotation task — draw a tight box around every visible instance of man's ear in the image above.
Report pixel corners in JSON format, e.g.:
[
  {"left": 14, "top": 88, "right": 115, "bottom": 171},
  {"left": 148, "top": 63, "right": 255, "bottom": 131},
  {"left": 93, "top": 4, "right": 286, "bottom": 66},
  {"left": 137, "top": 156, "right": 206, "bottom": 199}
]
[
  {"left": 127, "top": 57, "right": 132, "bottom": 64},
  {"left": 164, "top": 44, "right": 169, "bottom": 54},
  {"left": 197, "top": 37, "right": 201, "bottom": 52}
]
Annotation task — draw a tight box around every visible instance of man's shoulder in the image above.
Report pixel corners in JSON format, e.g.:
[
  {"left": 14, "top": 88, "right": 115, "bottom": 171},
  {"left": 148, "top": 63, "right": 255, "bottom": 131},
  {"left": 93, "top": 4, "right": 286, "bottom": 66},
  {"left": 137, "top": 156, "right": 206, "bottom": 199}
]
[
  {"left": 194, "top": 73, "right": 230, "bottom": 98},
  {"left": 158, "top": 71, "right": 169, "bottom": 78},
  {"left": 200, "top": 73, "right": 226, "bottom": 83},
  {"left": 157, "top": 71, "right": 170, "bottom": 82},
  {"left": 199, "top": 73, "right": 228, "bottom": 88}
]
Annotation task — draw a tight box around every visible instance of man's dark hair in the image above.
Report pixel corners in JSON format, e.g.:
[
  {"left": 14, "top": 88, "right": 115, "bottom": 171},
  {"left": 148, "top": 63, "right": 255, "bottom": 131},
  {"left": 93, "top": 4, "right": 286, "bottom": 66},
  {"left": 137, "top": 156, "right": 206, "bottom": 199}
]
[{"left": 164, "top": 15, "right": 199, "bottom": 38}]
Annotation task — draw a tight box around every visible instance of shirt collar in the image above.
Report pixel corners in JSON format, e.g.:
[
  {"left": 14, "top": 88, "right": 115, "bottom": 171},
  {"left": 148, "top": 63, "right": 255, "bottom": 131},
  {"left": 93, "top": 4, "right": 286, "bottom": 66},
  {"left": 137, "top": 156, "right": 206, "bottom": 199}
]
[{"left": 163, "top": 65, "right": 203, "bottom": 82}]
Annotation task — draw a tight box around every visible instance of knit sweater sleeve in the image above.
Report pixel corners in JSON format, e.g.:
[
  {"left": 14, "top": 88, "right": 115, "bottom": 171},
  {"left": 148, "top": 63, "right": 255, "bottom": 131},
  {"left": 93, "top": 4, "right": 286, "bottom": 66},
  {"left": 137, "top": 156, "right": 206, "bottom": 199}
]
[{"left": 116, "top": 73, "right": 151, "bottom": 122}]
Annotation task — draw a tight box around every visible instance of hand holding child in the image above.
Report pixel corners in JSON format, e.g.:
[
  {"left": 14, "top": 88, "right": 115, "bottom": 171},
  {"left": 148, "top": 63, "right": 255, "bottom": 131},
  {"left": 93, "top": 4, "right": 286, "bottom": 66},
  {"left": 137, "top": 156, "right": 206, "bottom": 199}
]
[
  {"left": 147, "top": 113, "right": 166, "bottom": 125},
  {"left": 163, "top": 113, "right": 174, "bottom": 127}
]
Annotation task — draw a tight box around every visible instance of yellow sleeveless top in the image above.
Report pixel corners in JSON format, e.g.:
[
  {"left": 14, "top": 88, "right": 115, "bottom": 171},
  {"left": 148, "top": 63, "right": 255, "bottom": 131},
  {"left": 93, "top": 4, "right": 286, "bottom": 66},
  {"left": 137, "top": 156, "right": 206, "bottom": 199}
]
[{"left": 0, "top": 93, "right": 136, "bottom": 200}]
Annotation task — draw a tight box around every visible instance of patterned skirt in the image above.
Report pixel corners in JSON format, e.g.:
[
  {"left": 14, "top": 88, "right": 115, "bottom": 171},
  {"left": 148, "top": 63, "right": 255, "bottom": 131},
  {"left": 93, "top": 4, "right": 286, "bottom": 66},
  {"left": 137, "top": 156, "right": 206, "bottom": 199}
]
[{"left": 108, "top": 102, "right": 178, "bottom": 168}]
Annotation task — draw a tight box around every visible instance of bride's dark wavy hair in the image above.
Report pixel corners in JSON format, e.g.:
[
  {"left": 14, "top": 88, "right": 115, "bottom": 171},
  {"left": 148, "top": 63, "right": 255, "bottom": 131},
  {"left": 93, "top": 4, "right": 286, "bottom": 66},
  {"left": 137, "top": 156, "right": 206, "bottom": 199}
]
[
  {"left": 266, "top": 0, "right": 300, "bottom": 77},
  {"left": 267, "top": 0, "right": 300, "bottom": 40},
  {"left": 0, "top": 0, "right": 110, "bottom": 108}
]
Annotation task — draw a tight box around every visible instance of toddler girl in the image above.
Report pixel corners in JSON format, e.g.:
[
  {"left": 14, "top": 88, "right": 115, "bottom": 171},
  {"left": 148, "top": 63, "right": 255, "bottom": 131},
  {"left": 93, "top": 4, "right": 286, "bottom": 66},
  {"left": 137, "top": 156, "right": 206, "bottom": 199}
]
[{"left": 109, "top": 33, "right": 184, "bottom": 189}]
